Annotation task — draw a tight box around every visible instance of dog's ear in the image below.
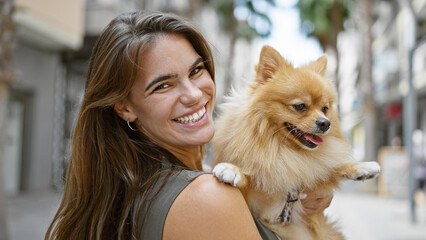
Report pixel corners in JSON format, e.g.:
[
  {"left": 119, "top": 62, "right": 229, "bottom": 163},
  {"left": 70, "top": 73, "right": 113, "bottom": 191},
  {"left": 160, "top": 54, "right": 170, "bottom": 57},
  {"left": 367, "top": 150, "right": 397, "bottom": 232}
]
[
  {"left": 255, "top": 45, "right": 292, "bottom": 84},
  {"left": 306, "top": 55, "right": 327, "bottom": 76}
]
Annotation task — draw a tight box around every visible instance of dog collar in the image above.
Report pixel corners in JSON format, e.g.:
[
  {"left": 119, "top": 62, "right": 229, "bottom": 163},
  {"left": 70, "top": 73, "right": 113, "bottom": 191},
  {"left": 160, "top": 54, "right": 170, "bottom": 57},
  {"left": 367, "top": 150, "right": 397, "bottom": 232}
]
[{"left": 279, "top": 190, "right": 299, "bottom": 226}]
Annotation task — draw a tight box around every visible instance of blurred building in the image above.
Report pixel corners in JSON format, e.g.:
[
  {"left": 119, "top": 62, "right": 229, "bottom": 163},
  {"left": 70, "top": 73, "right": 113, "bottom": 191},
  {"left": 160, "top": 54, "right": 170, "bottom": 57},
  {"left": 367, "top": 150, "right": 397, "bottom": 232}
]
[
  {"left": 338, "top": 0, "right": 426, "bottom": 194},
  {"left": 5, "top": 0, "right": 85, "bottom": 195},
  {"left": 371, "top": 0, "right": 426, "bottom": 147},
  {"left": 4, "top": 0, "right": 256, "bottom": 195}
]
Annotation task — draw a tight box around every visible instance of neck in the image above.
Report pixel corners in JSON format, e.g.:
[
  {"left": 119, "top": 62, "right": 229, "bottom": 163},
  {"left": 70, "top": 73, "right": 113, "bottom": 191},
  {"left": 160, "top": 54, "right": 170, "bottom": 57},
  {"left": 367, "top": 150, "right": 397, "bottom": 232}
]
[
  {"left": 141, "top": 129, "right": 204, "bottom": 171},
  {"left": 168, "top": 146, "right": 203, "bottom": 171}
]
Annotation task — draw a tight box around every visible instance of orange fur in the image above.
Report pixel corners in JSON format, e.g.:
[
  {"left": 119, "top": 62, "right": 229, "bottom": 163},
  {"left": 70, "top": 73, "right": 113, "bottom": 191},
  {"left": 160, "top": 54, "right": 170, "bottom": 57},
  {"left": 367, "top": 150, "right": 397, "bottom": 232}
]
[{"left": 212, "top": 46, "right": 380, "bottom": 240}]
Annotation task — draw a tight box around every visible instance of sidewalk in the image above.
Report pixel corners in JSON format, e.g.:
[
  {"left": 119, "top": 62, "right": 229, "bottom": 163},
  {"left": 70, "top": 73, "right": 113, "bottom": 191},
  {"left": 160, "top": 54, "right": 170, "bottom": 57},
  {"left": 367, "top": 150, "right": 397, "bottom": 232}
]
[
  {"left": 327, "top": 193, "right": 426, "bottom": 240},
  {"left": 6, "top": 190, "right": 61, "bottom": 240},
  {"left": 5, "top": 185, "right": 426, "bottom": 240}
]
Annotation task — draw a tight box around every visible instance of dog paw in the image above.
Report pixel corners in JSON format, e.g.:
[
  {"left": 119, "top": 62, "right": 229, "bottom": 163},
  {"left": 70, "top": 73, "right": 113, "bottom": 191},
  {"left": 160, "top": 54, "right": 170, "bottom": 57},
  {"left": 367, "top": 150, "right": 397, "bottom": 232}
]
[
  {"left": 212, "top": 163, "right": 242, "bottom": 187},
  {"left": 350, "top": 161, "right": 381, "bottom": 181}
]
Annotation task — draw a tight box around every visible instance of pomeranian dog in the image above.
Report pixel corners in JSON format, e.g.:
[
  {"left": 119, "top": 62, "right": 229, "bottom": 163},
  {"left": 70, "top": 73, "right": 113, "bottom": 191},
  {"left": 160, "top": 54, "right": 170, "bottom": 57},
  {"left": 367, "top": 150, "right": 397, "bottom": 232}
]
[{"left": 212, "top": 45, "right": 380, "bottom": 240}]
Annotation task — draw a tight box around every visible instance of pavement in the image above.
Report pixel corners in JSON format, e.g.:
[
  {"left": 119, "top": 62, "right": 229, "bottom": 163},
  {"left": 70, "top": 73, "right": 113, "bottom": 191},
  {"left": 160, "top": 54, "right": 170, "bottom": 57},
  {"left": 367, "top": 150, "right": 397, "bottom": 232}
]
[
  {"left": 5, "top": 190, "right": 61, "bottom": 240},
  {"left": 4, "top": 182, "right": 426, "bottom": 240},
  {"left": 327, "top": 190, "right": 426, "bottom": 240}
]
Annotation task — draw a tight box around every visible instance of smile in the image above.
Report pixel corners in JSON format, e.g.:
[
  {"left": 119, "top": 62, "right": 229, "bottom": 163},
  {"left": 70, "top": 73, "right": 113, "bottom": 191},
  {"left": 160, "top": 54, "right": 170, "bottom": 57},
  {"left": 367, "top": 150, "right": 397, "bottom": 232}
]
[
  {"left": 284, "top": 122, "right": 324, "bottom": 149},
  {"left": 174, "top": 106, "right": 206, "bottom": 124}
]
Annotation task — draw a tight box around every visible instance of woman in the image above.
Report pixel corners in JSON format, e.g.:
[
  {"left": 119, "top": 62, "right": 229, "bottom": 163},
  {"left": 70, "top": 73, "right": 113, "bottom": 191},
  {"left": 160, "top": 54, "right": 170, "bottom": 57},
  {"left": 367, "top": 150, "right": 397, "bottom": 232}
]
[{"left": 45, "top": 10, "right": 332, "bottom": 240}]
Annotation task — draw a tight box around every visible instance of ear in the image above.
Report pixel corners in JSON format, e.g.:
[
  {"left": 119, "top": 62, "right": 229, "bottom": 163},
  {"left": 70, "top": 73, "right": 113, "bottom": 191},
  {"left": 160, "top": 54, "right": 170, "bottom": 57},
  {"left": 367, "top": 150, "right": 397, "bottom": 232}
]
[
  {"left": 255, "top": 45, "right": 292, "bottom": 84},
  {"left": 114, "top": 101, "right": 137, "bottom": 122},
  {"left": 306, "top": 55, "right": 327, "bottom": 76}
]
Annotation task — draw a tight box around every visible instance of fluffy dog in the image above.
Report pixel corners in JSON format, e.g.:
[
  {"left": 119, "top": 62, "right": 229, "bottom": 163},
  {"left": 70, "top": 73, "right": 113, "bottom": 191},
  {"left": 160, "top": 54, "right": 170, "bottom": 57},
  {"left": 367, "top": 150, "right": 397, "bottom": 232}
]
[{"left": 212, "top": 45, "right": 380, "bottom": 240}]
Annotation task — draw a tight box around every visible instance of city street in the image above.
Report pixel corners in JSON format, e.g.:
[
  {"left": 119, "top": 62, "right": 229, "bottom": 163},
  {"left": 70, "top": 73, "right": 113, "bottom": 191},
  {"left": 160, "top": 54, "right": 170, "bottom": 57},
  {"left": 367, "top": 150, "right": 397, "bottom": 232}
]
[
  {"left": 1, "top": 1, "right": 425, "bottom": 240},
  {"left": 5, "top": 182, "right": 426, "bottom": 240}
]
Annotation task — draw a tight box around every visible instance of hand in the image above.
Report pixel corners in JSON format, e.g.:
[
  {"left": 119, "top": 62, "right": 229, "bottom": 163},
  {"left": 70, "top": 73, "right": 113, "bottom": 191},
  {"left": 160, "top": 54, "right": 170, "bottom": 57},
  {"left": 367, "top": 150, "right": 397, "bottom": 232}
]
[{"left": 299, "top": 190, "right": 333, "bottom": 215}]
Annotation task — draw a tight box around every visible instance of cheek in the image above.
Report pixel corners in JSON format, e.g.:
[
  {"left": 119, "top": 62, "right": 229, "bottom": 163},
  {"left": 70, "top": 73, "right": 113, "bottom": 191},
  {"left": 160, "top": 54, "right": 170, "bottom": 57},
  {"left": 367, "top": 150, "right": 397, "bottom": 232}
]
[
  {"left": 200, "top": 72, "right": 215, "bottom": 94},
  {"left": 135, "top": 98, "right": 173, "bottom": 126},
  {"left": 206, "top": 81, "right": 215, "bottom": 98},
  {"left": 204, "top": 82, "right": 215, "bottom": 105}
]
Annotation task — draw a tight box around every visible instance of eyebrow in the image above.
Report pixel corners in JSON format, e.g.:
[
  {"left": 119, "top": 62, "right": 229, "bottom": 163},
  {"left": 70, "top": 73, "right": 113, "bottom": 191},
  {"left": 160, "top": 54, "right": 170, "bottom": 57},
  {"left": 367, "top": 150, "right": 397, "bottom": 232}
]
[
  {"left": 145, "top": 73, "right": 178, "bottom": 91},
  {"left": 190, "top": 57, "right": 204, "bottom": 72},
  {"left": 145, "top": 57, "right": 205, "bottom": 92}
]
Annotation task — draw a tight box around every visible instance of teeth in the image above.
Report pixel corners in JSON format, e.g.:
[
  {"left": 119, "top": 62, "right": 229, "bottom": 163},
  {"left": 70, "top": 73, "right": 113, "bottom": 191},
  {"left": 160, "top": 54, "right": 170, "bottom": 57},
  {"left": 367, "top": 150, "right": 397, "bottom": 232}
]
[{"left": 175, "top": 107, "right": 206, "bottom": 124}]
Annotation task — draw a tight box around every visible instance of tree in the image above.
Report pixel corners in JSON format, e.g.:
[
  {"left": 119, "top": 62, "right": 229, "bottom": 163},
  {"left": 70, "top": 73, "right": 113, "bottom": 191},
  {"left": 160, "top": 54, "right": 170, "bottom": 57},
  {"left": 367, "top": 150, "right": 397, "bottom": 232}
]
[
  {"left": 207, "top": 0, "right": 275, "bottom": 96},
  {"left": 0, "top": 0, "right": 14, "bottom": 239},
  {"left": 297, "top": 0, "right": 355, "bottom": 113}
]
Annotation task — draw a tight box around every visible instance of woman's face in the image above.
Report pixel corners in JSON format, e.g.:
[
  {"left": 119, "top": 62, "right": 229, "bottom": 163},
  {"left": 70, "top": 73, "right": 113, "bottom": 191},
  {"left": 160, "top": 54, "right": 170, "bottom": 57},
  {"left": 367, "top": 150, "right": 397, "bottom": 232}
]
[{"left": 124, "top": 34, "right": 215, "bottom": 152}]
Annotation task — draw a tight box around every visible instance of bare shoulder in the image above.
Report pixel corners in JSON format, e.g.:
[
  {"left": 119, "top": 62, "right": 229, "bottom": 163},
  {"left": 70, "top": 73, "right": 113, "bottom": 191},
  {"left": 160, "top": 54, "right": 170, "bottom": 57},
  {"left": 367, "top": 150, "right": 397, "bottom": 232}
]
[{"left": 163, "top": 174, "right": 262, "bottom": 240}]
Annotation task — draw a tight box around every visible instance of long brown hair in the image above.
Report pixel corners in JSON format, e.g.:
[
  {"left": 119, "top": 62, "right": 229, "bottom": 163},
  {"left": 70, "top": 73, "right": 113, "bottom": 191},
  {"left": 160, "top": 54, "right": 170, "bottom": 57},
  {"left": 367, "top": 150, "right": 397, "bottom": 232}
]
[{"left": 45, "top": 11, "right": 215, "bottom": 240}]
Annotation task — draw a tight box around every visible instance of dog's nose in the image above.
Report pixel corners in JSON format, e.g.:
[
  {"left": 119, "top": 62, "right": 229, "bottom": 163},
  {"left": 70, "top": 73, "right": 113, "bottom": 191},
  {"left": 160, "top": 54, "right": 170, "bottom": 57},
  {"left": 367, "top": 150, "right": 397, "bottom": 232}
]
[{"left": 315, "top": 118, "right": 330, "bottom": 132}]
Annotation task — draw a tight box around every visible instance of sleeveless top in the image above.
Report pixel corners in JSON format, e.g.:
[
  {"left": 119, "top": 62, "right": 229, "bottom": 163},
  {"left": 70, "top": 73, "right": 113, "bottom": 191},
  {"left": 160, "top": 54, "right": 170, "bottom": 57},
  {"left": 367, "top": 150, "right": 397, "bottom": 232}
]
[{"left": 138, "top": 165, "right": 279, "bottom": 240}]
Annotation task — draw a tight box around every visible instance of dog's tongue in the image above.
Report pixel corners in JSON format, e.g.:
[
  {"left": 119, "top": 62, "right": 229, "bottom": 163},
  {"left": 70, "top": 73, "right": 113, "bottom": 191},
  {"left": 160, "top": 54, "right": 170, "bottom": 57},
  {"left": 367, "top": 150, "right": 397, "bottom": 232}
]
[{"left": 304, "top": 133, "right": 324, "bottom": 145}]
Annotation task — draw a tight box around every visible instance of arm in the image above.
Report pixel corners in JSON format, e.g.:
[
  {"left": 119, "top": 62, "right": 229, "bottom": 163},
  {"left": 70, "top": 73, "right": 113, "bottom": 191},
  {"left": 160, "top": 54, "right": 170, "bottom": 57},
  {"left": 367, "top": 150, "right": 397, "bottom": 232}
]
[{"left": 163, "top": 174, "right": 262, "bottom": 240}]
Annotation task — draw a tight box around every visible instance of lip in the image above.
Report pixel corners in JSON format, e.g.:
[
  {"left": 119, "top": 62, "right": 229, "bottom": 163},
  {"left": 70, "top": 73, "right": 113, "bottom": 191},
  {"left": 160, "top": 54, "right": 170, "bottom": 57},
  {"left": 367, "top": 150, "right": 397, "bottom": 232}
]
[
  {"left": 284, "top": 122, "right": 324, "bottom": 149},
  {"left": 173, "top": 103, "right": 209, "bottom": 128},
  {"left": 174, "top": 103, "right": 207, "bottom": 119}
]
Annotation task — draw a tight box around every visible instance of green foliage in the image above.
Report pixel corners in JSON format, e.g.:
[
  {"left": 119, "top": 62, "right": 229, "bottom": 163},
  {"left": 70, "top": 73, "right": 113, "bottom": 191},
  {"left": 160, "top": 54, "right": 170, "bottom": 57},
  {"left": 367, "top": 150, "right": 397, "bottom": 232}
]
[
  {"left": 297, "top": 0, "right": 355, "bottom": 48},
  {"left": 209, "top": 0, "right": 276, "bottom": 40}
]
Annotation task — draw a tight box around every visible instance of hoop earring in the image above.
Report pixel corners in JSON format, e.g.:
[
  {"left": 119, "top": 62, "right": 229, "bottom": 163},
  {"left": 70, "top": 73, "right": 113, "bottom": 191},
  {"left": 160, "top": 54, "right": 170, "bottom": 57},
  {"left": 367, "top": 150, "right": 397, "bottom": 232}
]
[{"left": 127, "top": 121, "right": 138, "bottom": 131}]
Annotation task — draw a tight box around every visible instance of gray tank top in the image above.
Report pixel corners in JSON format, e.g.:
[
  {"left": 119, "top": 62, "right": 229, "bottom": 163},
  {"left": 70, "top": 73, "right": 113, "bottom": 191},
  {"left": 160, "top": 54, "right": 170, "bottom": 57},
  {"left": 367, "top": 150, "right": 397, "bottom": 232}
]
[{"left": 138, "top": 167, "right": 278, "bottom": 240}]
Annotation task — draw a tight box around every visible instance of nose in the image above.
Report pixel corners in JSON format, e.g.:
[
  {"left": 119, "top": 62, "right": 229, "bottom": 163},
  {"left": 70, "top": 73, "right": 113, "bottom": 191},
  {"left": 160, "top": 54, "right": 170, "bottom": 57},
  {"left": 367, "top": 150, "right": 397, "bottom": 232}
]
[
  {"left": 315, "top": 117, "right": 330, "bottom": 132},
  {"left": 179, "top": 80, "right": 202, "bottom": 106}
]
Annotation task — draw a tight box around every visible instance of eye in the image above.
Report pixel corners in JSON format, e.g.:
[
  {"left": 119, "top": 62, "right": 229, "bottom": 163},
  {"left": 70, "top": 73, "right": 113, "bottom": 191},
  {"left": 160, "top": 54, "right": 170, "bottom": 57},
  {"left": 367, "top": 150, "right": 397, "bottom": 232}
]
[
  {"left": 293, "top": 103, "right": 307, "bottom": 112},
  {"left": 322, "top": 106, "right": 329, "bottom": 114},
  {"left": 153, "top": 83, "right": 170, "bottom": 92},
  {"left": 190, "top": 65, "right": 205, "bottom": 77}
]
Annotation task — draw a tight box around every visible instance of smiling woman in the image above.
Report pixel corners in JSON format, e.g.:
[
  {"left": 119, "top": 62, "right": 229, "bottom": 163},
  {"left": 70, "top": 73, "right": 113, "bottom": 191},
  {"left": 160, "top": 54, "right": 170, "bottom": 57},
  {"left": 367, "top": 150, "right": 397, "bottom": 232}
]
[
  {"left": 44, "top": 10, "right": 265, "bottom": 240},
  {"left": 114, "top": 34, "right": 216, "bottom": 170},
  {"left": 45, "top": 10, "right": 333, "bottom": 240}
]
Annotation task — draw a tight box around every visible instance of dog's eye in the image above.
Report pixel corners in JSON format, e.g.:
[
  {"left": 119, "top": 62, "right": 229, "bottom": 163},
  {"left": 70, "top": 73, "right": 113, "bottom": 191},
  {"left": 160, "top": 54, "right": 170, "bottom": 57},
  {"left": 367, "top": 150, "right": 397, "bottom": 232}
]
[
  {"left": 293, "top": 104, "right": 307, "bottom": 112},
  {"left": 322, "top": 106, "right": 329, "bottom": 114}
]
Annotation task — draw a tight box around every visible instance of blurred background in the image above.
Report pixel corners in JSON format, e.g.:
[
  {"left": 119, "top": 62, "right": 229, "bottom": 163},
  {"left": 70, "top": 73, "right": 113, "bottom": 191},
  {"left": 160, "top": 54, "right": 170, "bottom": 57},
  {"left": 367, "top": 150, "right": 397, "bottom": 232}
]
[{"left": 0, "top": 0, "right": 425, "bottom": 239}]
